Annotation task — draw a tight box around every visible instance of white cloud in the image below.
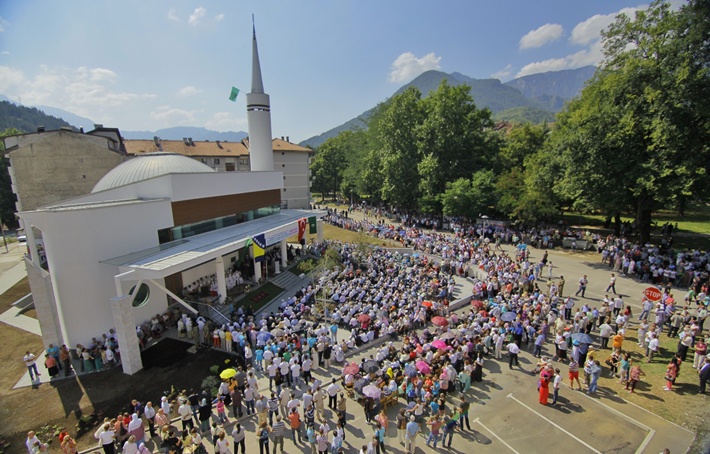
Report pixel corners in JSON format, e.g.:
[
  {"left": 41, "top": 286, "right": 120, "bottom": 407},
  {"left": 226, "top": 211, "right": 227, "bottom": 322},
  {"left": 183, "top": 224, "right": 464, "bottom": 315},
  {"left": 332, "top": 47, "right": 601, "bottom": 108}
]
[
  {"left": 570, "top": 6, "right": 641, "bottom": 45},
  {"left": 188, "top": 7, "right": 207, "bottom": 26},
  {"left": 388, "top": 52, "right": 442, "bottom": 84},
  {"left": 515, "top": 5, "right": 642, "bottom": 78},
  {"left": 215, "top": 14, "right": 224, "bottom": 23},
  {"left": 0, "top": 66, "right": 24, "bottom": 92},
  {"left": 0, "top": 16, "right": 8, "bottom": 33},
  {"left": 177, "top": 86, "right": 200, "bottom": 97},
  {"left": 0, "top": 64, "right": 153, "bottom": 112},
  {"left": 519, "top": 23, "right": 563, "bottom": 49},
  {"left": 491, "top": 64, "right": 513, "bottom": 80},
  {"left": 2, "top": 50, "right": 10, "bottom": 55},
  {"left": 75, "top": 67, "right": 117, "bottom": 82},
  {"left": 205, "top": 112, "right": 247, "bottom": 131},
  {"left": 168, "top": 8, "right": 179, "bottom": 22},
  {"left": 516, "top": 40, "right": 603, "bottom": 77},
  {"left": 150, "top": 106, "right": 199, "bottom": 125}
]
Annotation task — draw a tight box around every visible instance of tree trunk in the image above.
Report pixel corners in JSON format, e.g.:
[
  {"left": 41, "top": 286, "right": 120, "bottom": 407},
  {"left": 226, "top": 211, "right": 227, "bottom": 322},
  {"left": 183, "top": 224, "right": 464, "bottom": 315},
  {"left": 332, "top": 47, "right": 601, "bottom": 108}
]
[
  {"left": 636, "top": 194, "right": 653, "bottom": 244},
  {"left": 677, "top": 196, "right": 686, "bottom": 216},
  {"left": 614, "top": 211, "right": 622, "bottom": 237},
  {"left": 604, "top": 214, "right": 612, "bottom": 229}
]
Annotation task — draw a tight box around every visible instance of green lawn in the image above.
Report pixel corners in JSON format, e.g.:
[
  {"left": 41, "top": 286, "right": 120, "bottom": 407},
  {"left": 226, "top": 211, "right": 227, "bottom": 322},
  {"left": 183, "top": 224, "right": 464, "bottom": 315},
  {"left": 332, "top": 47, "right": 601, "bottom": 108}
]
[
  {"left": 562, "top": 205, "right": 710, "bottom": 250},
  {"left": 600, "top": 324, "right": 709, "bottom": 453},
  {"left": 562, "top": 204, "right": 710, "bottom": 235}
]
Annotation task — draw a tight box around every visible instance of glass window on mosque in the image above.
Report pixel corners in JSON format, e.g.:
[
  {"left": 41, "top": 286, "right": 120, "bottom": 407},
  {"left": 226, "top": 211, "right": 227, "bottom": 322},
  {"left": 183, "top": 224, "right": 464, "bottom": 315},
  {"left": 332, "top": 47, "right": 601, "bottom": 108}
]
[{"left": 157, "top": 205, "right": 280, "bottom": 244}]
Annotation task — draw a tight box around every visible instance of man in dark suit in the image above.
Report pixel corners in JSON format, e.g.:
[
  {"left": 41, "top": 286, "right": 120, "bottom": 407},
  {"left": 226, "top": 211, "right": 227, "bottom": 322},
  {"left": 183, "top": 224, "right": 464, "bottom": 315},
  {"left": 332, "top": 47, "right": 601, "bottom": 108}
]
[{"left": 699, "top": 357, "right": 710, "bottom": 394}]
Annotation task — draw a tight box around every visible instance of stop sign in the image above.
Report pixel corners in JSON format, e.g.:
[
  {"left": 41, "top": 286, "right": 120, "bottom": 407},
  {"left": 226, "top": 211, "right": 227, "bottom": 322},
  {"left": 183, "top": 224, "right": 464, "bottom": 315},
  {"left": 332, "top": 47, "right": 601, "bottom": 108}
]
[{"left": 643, "top": 287, "right": 662, "bottom": 301}]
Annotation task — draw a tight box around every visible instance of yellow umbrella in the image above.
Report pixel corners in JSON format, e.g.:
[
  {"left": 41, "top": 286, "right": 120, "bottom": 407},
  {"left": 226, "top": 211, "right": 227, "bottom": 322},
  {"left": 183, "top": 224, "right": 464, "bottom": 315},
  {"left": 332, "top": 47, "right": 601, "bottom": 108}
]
[{"left": 219, "top": 368, "right": 237, "bottom": 379}]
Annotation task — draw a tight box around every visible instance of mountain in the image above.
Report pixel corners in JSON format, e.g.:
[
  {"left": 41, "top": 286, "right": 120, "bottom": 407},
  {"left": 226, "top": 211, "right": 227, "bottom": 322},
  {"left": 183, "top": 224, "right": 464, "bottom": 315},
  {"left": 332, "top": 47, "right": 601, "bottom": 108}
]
[
  {"left": 120, "top": 126, "right": 248, "bottom": 142},
  {"left": 0, "top": 100, "right": 76, "bottom": 134},
  {"left": 493, "top": 106, "right": 556, "bottom": 124},
  {"left": 36, "top": 105, "right": 96, "bottom": 131},
  {"left": 504, "top": 66, "right": 596, "bottom": 101},
  {"left": 0, "top": 99, "right": 249, "bottom": 142},
  {"left": 300, "top": 67, "right": 596, "bottom": 148}
]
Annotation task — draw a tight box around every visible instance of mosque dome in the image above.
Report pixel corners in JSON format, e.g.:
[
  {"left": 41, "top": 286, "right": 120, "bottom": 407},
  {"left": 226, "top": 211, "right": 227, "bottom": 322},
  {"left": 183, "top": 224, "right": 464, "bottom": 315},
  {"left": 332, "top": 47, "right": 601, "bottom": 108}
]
[{"left": 92, "top": 152, "right": 216, "bottom": 193}]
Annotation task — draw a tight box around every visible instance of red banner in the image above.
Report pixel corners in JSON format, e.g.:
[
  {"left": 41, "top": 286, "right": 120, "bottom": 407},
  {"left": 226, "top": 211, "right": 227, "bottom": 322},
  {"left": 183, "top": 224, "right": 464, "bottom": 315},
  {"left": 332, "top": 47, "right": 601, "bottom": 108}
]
[{"left": 297, "top": 218, "right": 307, "bottom": 242}]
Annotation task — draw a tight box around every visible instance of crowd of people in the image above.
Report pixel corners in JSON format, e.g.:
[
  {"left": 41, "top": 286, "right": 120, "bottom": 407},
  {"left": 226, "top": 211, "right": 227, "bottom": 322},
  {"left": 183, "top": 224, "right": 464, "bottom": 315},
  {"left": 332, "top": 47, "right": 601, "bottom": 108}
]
[{"left": 25, "top": 207, "right": 710, "bottom": 454}]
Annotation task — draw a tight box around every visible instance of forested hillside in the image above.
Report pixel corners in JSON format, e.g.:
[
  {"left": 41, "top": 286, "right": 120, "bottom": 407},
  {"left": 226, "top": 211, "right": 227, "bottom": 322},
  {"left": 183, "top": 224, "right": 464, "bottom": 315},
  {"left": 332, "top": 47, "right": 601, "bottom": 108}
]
[{"left": 0, "top": 101, "right": 75, "bottom": 133}]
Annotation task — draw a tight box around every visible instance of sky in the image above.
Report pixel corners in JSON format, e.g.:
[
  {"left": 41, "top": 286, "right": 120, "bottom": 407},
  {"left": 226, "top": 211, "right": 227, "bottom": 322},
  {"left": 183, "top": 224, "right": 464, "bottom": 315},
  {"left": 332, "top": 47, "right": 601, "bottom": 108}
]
[{"left": 0, "top": 0, "right": 687, "bottom": 143}]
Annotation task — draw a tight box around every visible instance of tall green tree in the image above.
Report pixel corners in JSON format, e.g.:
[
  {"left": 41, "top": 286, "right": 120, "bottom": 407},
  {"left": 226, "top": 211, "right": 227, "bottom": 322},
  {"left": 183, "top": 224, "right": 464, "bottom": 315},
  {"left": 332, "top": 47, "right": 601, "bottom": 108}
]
[
  {"left": 553, "top": 0, "right": 710, "bottom": 242},
  {"left": 441, "top": 170, "right": 497, "bottom": 219},
  {"left": 495, "top": 123, "right": 559, "bottom": 223},
  {"left": 375, "top": 87, "right": 424, "bottom": 210},
  {"left": 310, "top": 135, "right": 347, "bottom": 201},
  {"left": 416, "top": 80, "right": 498, "bottom": 212}
]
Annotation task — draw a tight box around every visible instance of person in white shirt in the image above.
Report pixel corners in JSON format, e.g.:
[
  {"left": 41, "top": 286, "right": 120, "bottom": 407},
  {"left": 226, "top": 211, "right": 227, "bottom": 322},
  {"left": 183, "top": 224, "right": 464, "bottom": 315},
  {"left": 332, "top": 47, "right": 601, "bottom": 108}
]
[
  {"left": 160, "top": 396, "right": 171, "bottom": 418},
  {"left": 290, "top": 360, "right": 302, "bottom": 388},
  {"left": 267, "top": 362, "right": 278, "bottom": 391},
  {"left": 25, "top": 431, "right": 41, "bottom": 454},
  {"left": 279, "top": 387, "right": 290, "bottom": 418},
  {"left": 23, "top": 351, "right": 40, "bottom": 381},
  {"left": 551, "top": 368, "right": 563, "bottom": 404},
  {"left": 647, "top": 333, "right": 660, "bottom": 362},
  {"left": 302, "top": 355, "right": 313, "bottom": 385},
  {"left": 326, "top": 378, "right": 342, "bottom": 409},
  {"left": 507, "top": 342, "right": 520, "bottom": 368}
]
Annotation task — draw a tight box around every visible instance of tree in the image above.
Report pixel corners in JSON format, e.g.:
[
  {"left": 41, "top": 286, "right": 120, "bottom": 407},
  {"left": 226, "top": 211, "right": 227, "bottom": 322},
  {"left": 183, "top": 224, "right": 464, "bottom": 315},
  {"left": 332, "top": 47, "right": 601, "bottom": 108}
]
[
  {"left": 495, "top": 123, "right": 559, "bottom": 223},
  {"left": 310, "top": 135, "right": 347, "bottom": 201},
  {"left": 441, "top": 170, "right": 497, "bottom": 220},
  {"left": 417, "top": 80, "right": 498, "bottom": 212},
  {"left": 375, "top": 87, "right": 424, "bottom": 210},
  {"left": 552, "top": 0, "right": 710, "bottom": 242},
  {"left": 499, "top": 123, "right": 549, "bottom": 169}
]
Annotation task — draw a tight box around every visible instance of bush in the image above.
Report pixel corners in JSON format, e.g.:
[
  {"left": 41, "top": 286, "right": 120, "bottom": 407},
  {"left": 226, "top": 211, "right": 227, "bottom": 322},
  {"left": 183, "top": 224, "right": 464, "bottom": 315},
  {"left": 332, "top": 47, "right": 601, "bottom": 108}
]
[
  {"left": 294, "top": 258, "right": 318, "bottom": 274},
  {"left": 201, "top": 376, "right": 220, "bottom": 394}
]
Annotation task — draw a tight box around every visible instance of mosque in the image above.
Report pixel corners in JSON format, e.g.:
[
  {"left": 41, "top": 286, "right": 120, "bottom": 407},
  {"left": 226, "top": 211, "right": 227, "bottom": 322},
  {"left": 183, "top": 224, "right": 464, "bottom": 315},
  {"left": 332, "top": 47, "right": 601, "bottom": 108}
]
[{"left": 15, "top": 26, "right": 323, "bottom": 374}]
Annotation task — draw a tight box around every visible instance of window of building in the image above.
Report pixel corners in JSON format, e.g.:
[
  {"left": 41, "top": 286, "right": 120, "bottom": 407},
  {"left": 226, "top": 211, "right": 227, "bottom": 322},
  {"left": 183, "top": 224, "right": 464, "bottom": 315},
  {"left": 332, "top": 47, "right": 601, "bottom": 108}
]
[
  {"left": 157, "top": 205, "right": 281, "bottom": 244},
  {"left": 129, "top": 283, "right": 150, "bottom": 307},
  {"left": 225, "top": 163, "right": 235, "bottom": 171},
  {"left": 214, "top": 158, "right": 220, "bottom": 165},
  {"left": 239, "top": 158, "right": 248, "bottom": 165}
]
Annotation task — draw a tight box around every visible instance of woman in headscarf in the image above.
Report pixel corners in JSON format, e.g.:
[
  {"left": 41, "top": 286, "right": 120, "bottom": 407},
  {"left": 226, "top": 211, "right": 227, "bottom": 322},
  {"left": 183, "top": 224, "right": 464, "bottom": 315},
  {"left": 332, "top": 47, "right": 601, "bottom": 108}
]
[
  {"left": 663, "top": 356, "right": 680, "bottom": 391},
  {"left": 538, "top": 366, "right": 551, "bottom": 405},
  {"left": 458, "top": 363, "right": 471, "bottom": 393},
  {"left": 198, "top": 398, "right": 212, "bottom": 433},
  {"left": 127, "top": 414, "right": 145, "bottom": 447}
]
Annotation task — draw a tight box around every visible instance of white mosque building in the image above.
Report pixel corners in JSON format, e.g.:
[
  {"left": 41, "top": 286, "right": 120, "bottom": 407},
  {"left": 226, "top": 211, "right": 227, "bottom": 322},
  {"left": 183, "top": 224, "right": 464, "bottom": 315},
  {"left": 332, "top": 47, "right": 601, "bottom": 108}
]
[{"left": 18, "top": 26, "right": 322, "bottom": 375}]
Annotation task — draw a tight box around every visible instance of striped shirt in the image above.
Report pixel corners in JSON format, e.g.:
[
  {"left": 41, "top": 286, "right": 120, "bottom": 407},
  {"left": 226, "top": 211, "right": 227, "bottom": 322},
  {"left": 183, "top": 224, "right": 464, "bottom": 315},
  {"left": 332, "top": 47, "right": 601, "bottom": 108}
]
[
  {"left": 268, "top": 397, "right": 279, "bottom": 412},
  {"left": 272, "top": 421, "right": 285, "bottom": 437}
]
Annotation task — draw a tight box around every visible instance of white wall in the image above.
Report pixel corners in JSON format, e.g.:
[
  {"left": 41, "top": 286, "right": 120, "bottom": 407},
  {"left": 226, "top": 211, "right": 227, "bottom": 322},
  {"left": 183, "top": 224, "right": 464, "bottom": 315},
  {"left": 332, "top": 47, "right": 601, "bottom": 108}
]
[
  {"left": 61, "top": 171, "right": 284, "bottom": 206},
  {"left": 26, "top": 199, "right": 174, "bottom": 347}
]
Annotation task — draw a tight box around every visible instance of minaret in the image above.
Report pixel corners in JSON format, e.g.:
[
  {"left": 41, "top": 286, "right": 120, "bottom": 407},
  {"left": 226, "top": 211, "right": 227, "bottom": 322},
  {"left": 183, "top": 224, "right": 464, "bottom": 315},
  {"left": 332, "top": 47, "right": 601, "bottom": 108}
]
[{"left": 246, "top": 19, "right": 274, "bottom": 172}]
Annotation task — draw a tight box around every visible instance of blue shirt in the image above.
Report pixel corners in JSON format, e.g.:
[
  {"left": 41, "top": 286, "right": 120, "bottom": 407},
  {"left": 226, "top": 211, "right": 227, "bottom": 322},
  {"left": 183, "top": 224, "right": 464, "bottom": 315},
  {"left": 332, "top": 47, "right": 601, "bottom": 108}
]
[{"left": 406, "top": 421, "right": 419, "bottom": 438}]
